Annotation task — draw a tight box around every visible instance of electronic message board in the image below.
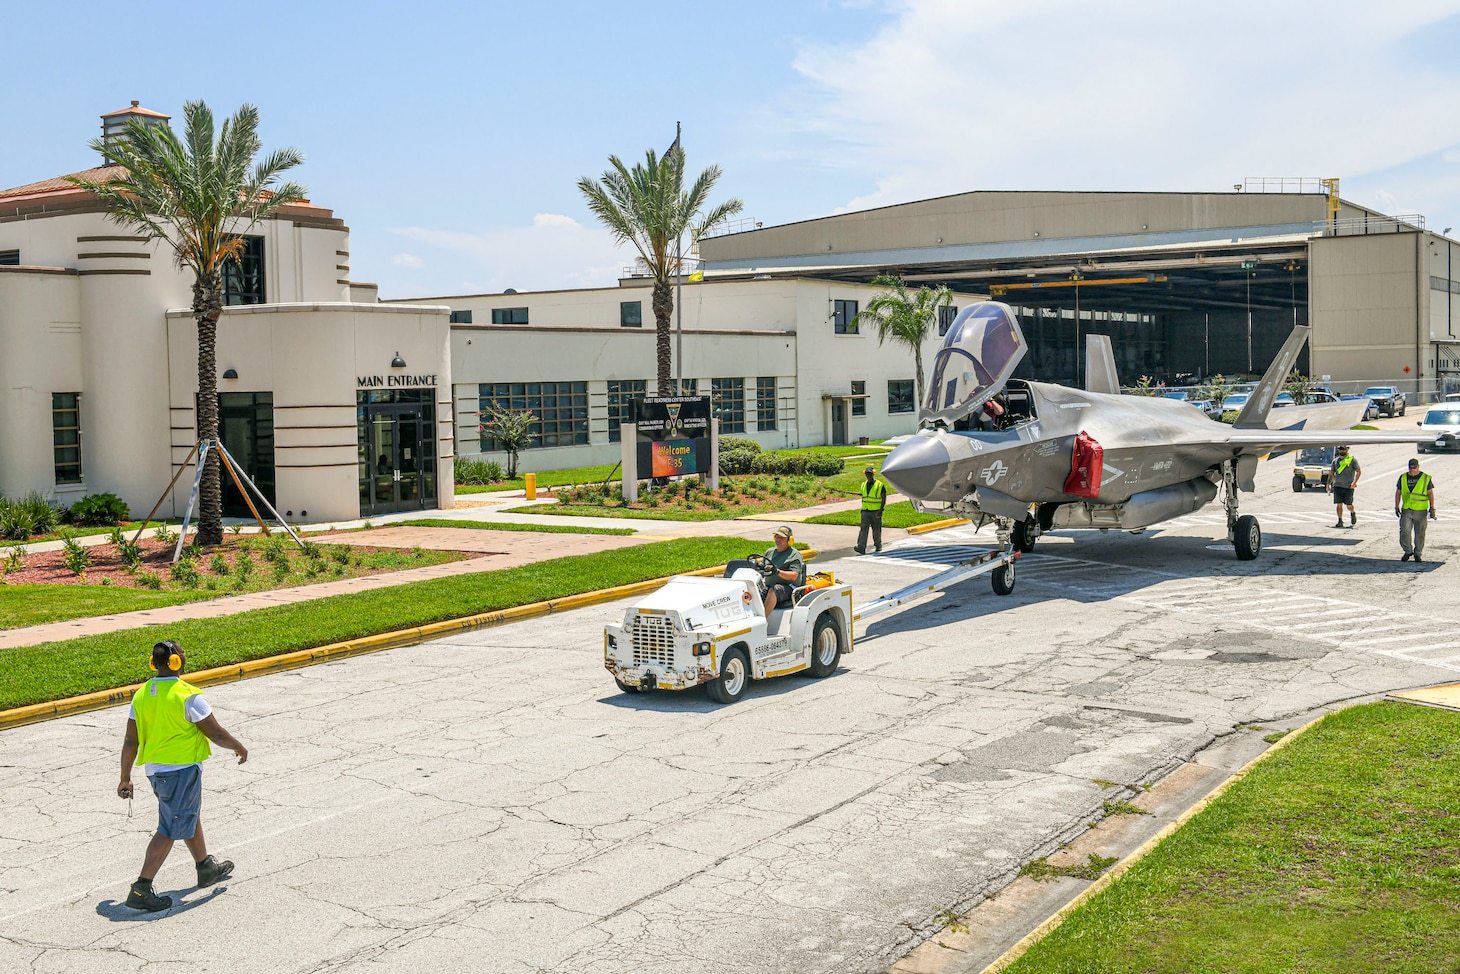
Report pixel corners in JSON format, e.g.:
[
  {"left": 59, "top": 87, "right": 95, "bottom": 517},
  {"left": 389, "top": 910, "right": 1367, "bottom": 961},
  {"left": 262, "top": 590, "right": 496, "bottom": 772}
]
[{"left": 633, "top": 396, "right": 712, "bottom": 479}]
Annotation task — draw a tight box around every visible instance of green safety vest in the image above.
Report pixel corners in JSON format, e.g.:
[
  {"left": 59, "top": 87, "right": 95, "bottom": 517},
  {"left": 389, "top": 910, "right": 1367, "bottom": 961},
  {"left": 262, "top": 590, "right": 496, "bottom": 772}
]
[
  {"left": 1335, "top": 455, "right": 1354, "bottom": 477},
  {"left": 861, "top": 479, "right": 888, "bottom": 510},
  {"left": 1400, "top": 473, "right": 1434, "bottom": 511},
  {"left": 132, "top": 678, "right": 212, "bottom": 767}
]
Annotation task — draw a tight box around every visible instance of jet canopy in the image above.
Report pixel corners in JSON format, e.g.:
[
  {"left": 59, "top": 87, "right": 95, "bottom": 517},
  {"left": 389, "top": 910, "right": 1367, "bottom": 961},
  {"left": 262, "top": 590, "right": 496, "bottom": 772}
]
[{"left": 921, "top": 302, "right": 1027, "bottom": 427}]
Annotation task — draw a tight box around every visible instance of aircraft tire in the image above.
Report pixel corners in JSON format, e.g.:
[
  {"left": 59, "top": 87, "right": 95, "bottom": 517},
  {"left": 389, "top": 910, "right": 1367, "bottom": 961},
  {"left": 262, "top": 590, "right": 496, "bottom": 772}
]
[
  {"left": 1292, "top": 475, "right": 1304, "bottom": 493},
  {"left": 1013, "top": 519, "right": 1038, "bottom": 553},
  {"left": 807, "top": 614, "right": 842, "bottom": 678},
  {"left": 991, "top": 561, "right": 1016, "bottom": 596},
  {"left": 1234, "top": 515, "right": 1261, "bottom": 561},
  {"left": 707, "top": 647, "right": 749, "bottom": 704}
]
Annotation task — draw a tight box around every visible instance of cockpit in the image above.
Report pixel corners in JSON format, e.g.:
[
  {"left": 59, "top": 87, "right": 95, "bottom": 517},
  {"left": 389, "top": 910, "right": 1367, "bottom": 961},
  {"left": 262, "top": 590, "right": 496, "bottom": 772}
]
[{"left": 921, "top": 302, "right": 1036, "bottom": 433}]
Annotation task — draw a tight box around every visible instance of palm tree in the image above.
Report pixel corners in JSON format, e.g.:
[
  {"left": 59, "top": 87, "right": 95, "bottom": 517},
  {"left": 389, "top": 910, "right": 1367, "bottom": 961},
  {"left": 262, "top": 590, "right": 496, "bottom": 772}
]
[
  {"left": 72, "top": 101, "right": 305, "bottom": 546},
  {"left": 853, "top": 275, "right": 953, "bottom": 409},
  {"left": 578, "top": 147, "right": 742, "bottom": 393}
]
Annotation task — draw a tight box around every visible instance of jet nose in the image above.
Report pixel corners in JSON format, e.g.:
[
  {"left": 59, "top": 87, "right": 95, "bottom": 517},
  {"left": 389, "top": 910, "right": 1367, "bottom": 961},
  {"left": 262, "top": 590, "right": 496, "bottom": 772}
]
[{"left": 879, "top": 433, "right": 951, "bottom": 500}]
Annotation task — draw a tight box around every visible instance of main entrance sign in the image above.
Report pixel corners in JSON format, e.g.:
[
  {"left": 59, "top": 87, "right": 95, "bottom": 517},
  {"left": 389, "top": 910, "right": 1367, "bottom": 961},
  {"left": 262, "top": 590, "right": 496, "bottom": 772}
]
[
  {"left": 634, "top": 396, "right": 711, "bottom": 479},
  {"left": 357, "top": 374, "right": 438, "bottom": 388}
]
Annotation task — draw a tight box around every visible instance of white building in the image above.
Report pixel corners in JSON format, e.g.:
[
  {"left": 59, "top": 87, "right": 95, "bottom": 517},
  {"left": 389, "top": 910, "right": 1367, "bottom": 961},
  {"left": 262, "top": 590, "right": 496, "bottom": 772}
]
[
  {"left": 386, "top": 277, "right": 983, "bottom": 473},
  {"left": 0, "top": 103, "right": 452, "bottom": 523}
]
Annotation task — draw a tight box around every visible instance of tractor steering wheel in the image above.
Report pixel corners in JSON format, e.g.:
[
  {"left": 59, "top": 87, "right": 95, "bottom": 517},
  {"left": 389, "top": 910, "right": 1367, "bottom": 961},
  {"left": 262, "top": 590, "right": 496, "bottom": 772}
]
[{"left": 746, "top": 553, "right": 775, "bottom": 574}]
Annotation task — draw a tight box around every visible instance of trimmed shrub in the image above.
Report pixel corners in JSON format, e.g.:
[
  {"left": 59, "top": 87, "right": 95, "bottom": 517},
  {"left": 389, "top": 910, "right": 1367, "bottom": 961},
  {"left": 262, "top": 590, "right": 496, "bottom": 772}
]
[
  {"left": 719, "top": 436, "right": 762, "bottom": 455},
  {"left": 719, "top": 448, "right": 759, "bottom": 476},
  {"left": 68, "top": 492, "right": 130, "bottom": 527},
  {"left": 804, "top": 454, "right": 846, "bottom": 477},
  {"left": 455, "top": 456, "right": 505, "bottom": 485},
  {"left": 750, "top": 452, "right": 796, "bottom": 475}
]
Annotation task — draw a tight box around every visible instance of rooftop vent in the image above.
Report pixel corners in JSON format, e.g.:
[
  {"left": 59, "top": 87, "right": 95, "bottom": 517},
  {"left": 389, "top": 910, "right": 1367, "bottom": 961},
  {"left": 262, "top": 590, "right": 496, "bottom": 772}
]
[{"left": 100, "top": 101, "right": 171, "bottom": 152}]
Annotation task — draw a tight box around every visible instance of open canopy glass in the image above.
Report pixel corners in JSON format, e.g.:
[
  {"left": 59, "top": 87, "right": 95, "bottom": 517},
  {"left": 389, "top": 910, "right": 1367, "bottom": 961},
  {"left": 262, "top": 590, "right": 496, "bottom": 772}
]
[{"left": 921, "top": 302, "right": 1026, "bottom": 427}]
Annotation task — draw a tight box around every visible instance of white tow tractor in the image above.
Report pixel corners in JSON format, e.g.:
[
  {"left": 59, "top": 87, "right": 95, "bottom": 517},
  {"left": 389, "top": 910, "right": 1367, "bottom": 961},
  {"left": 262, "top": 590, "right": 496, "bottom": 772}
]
[{"left": 604, "top": 546, "right": 1020, "bottom": 704}]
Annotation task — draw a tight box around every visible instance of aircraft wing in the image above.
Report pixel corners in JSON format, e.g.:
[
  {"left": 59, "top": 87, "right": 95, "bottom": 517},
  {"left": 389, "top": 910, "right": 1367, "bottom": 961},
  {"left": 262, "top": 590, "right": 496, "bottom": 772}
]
[{"left": 1227, "top": 426, "right": 1424, "bottom": 456}]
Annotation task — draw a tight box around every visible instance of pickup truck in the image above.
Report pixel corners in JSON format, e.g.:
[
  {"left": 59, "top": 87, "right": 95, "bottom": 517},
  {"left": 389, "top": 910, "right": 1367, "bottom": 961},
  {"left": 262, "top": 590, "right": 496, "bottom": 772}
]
[{"left": 1363, "top": 386, "right": 1406, "bottom": 417}]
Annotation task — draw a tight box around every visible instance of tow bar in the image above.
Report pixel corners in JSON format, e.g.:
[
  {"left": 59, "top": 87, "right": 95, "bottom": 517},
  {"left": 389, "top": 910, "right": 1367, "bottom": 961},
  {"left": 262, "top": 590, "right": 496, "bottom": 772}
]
[{"left": 852, "top": 546, "right": 1020, "bottom": 624}]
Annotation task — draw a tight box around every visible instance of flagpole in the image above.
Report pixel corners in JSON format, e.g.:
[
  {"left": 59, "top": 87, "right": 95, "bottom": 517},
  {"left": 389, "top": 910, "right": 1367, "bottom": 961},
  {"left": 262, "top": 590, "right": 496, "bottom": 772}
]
[{"left": 674, "top": 121, "right": 684, "bottom": 396}]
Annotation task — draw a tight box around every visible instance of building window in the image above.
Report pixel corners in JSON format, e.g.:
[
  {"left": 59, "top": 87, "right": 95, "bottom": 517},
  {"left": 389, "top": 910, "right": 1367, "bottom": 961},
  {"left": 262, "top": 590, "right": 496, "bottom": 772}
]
[
  {"left": 0, "top": 249, "right": 19, "bottom": 266},
  {"left": 620, "top": 301, "right": 642, "bottom": 327},
  {"left": 851, "top": 379, "right": 866, "bottom": 416},
  {"left": 678, "top": 378, "right": 697, "bottom": 396},
  {"left": 607, "top": 379, "right": 646, "bottom": 443},
  {"left": 222, "top": 236, "right": 265, "bottom": 305},
  {"left": 712, "top": 378, "right": 746, "bottom": 434},
  {"left": 938, "top": 305, "right": 959, "bottom": 336},
  {"left": 491, "top": 307, "right": 529, "bottom": 324},
  {"left": 478, "top": 381, "right": 588, "bottom": 450},
  {"left": 833, "top": 299, "right": 859, "bottom": 334},
  {"left": 52, "top": 392, "right": 82, "bottom": 484},
  {"left": 449, "top": 310, "right": 472, "bottom": 324},
  {"left": 888, "top": 379, "right": 915, "bottom": 414},
  {"left": 756, "top": 377, "right": 777, "bottom": 431}
]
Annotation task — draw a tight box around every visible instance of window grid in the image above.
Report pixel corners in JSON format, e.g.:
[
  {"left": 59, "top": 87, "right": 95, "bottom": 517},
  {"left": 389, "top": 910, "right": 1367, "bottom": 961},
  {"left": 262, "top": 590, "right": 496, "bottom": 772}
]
[
  {"left": 491, "top": 307, "right": 529, "bottom": 324},
  {"left": 52, "top": 392, "right": 81, "bottom": 484},
  {"left": 607, "top": 379, "right": 647, "bottom": 443},
  {"left": 833, "top": 299, "right": 859, "bottom": 334},
  {"left": 756, "top": 377, "right": 777, "bottom": 431},
  {"left": 0, "top": 249, "right": 19, "bottom": 266},
  {"left": 851, "top": 380, "right": 866, "bottom": 417},
  {"left": 449, "top": 310, "right": 473, "bottom": 324},
  {"left": 478, "top": 381, "right": 588, "bottom": 450},
  {"left": 620, "top": 301, "right": 643, "bottom": 327},
  {"left": 222, "top": 236, "right": 265, "bottom": 305},
  {"left": 938, "top": 305, "right": 960, "bottom": 336},
  {"left": 712, "top": 378, "right": 746, "bottom": 434},
  {"left": 888, "top": 379, "right": 915, "bottom": 414}
]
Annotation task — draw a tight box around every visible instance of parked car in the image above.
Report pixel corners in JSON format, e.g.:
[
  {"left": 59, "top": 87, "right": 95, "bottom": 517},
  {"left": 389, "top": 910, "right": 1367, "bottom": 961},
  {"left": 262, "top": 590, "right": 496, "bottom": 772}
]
[
  {"left": 1220, "top": 393, "right": 1250, "bottom": 412},
  {"left": 1363, "top": 386, "right": 1406, "bottom": 417},
  {"left": 1417, "top": 405, "right": 1460, "bottom": 453},
  {"left": 1444, "top": 392, "right": 1460, "bottom": 403},
  {"left": 1293, "top": 446, "right": 1336, "bottom": 492},
  {"left": 1305, "top": 390, "right": 1341, "bottom": 404},
  {"left": 1340, "top": 394, "right": 1381, "bottom": 420},
  {"left": 1273, "top": 392, "right": 1295, "bottom": 408}
]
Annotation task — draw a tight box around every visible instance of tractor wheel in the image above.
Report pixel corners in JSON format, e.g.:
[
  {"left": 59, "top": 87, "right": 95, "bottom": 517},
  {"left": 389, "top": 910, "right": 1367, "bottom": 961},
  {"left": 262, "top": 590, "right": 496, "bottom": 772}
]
[
  {"left": 707, "top": 647, "right": 749, "bottom": 704},
  {"left": 1234, "top": 515, "right": 1262, "bottom": 561},
  {"left": 991, "top": 560, "right": 1016, "bottom": 596},
  {"left": 614, "top": 678, "right": 647, "bottom": 694},
  {"left": 1292, "top": 475, "right": 1304, "bottom": 493},
  {"left": 807, "top": 614, "right": 843, "bottom": 678}
]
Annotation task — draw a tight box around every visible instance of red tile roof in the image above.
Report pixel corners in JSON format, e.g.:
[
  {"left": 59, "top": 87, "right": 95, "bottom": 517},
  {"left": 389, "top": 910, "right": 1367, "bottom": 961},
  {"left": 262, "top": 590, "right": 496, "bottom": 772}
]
[
  {"left": 100, "top": 101, "right": 170, "bottom": 120},
  {"left": 0, "top": 166, "right": 123, "bottom": 201}
]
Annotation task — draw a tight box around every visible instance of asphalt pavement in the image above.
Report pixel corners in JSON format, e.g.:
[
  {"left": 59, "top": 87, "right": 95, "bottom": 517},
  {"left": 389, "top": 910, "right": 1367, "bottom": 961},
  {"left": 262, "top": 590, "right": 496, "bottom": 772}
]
[{"left": 1, "top": 422, "right": 1455, "bottom": 973}]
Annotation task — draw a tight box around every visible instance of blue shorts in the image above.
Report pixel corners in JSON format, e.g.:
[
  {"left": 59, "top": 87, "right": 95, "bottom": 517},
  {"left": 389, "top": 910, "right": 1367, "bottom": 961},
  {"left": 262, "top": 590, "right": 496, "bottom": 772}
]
[{"left": 148, "top": 765, "right": 202, "bottom": 839}]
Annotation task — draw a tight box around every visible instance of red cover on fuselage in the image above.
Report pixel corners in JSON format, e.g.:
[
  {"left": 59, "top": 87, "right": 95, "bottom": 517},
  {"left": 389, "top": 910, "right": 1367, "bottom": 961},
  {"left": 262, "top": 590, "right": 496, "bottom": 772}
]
[{"left": 1064, "top": 431, "right": 1103, "bottom": 498}]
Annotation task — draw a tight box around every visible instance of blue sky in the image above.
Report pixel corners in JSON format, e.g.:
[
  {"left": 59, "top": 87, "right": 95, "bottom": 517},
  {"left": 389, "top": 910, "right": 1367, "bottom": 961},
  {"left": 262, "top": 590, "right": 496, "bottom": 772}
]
[{"left": 6, "top": 1, "right": 1460, "bottom": 298}]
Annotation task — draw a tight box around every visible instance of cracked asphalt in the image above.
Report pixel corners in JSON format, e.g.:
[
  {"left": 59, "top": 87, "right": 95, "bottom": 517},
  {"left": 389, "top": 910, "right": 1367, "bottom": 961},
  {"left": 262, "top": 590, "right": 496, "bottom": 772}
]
[{"left": 1, "top": 432, "right": 1456, "bottom": 973}]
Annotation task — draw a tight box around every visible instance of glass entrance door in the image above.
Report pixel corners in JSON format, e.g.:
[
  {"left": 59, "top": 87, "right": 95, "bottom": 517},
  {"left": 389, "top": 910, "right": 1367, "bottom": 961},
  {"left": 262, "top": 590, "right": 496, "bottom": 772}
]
[
  {"left": 358, "top": 390, "right": 437, "bottom": 516},
  {"left": 218, "top": 393, "right": 275, "bottom": 518}
]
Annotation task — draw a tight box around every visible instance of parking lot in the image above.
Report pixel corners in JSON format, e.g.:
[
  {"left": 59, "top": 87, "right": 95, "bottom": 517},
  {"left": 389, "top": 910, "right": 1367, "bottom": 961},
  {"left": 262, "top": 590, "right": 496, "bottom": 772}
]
[{"left": 1, "top": 425, "right": 1455, "bottom": 974}]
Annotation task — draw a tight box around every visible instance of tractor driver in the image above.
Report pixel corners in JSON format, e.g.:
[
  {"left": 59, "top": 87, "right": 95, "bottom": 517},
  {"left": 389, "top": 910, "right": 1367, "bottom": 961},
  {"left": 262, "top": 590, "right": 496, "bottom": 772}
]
[{"left": 762, "top": 525, "right": 805, "bottom": 615}]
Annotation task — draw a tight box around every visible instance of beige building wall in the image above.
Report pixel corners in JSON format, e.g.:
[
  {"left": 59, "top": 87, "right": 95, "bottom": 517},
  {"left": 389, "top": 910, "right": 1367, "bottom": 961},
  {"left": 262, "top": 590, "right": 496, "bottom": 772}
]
[
  {"left": 0, "top": 268, "right": 83, "bottom": 501},
  {"left": 1309, "top": 233, "right": 1425, "bottom": 384},
  {"left": 166, "top": 303, "right": 452, "bottom": 523}
]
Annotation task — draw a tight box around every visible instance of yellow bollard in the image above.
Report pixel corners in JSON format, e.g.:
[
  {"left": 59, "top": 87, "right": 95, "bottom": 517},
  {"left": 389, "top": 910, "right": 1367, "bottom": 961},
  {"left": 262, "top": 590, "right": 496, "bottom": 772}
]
[{"left": 524, "top": 472, "right": 537, "bottom": 500}]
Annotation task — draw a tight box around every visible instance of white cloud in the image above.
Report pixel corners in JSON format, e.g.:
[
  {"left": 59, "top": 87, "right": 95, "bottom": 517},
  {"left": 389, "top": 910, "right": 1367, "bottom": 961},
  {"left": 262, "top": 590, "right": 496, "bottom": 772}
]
[
  {"left": 388, "top": 214, "right": 626, "bottom": 295},
  {"left": 780, "top": 1, "right": 1460, "bottom": 222},
  {"left": 391, "top": 253, "right": 425, "bottom": 269}
]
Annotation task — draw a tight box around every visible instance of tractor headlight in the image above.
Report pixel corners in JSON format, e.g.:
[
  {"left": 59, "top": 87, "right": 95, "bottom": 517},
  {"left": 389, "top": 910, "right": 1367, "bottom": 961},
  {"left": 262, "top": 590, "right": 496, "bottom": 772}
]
[
  {"left": 693, "top": 641, "right": 712, "bottom": 657},
  {"left": 607, "top": 634, "right": 617, "bottom": 650}
]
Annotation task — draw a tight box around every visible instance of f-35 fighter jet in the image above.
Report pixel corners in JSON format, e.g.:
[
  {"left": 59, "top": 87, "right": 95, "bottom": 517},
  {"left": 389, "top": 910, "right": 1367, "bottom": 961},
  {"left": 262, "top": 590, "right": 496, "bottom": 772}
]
[{"left": 879, "top": 302, "right": 1419, "bottom": 560}]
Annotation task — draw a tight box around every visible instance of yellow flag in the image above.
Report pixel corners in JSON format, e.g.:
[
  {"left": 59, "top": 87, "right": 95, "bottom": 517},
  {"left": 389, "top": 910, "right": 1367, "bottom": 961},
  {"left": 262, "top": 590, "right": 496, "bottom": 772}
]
[{"left": 688, "top": 270, "right": 704, "bottom": 283}]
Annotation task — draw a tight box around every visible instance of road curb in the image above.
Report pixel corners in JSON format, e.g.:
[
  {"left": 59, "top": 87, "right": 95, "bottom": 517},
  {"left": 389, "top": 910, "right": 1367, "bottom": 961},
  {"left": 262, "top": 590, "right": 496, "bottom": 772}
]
[
  {"left": 975, "top": 713, "right": 1325, "bottom": 974},
  {"left": 0, "top": 549, "right": 818, "bottom": 732},
  {"left": 906, "top": 517, "right": 971, "bottom": 535}
]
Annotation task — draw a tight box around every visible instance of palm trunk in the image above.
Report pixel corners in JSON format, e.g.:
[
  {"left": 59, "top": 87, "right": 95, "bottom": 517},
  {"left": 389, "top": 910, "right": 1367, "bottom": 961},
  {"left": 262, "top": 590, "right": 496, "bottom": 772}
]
[
  {"left": 652, "top": 279, "right": 674, "bottom": 393},
  {"left": 914, "top": 346, "right": 925, "bottom": 413},
  {"left": 194, "top": 272, "right": 224, "bottom": 546}
]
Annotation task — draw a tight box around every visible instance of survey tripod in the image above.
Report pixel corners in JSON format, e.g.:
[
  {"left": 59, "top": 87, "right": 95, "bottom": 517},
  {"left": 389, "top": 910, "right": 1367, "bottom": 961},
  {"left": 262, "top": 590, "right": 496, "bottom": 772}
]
[{"left": 132, "top": 439, "right": 304, "bottom": 563}]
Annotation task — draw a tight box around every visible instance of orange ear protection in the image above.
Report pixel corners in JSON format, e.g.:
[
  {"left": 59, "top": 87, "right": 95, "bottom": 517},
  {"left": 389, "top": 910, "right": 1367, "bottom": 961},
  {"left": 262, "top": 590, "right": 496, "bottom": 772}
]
[{"left": 149, "top": 641, "right": 182, "bottom": 673}]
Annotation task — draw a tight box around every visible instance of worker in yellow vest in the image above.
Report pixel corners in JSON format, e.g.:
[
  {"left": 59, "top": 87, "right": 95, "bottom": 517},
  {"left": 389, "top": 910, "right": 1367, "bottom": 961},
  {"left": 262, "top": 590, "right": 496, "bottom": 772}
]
[
  {"left": 855, "top": 466, "right": 890, "bottom": 555},
  {"left": 117, "top": 640, "right": 248, "bottom": 912},
  {"left": 1394, "top": 457, "right": 1438, "bottom": 563}
]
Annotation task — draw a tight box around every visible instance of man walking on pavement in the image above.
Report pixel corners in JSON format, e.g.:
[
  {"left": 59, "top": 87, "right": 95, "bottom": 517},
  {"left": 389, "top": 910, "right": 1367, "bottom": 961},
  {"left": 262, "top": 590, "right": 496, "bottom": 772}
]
[
  {"left": 1394, "top": 457, "right": 1438, "bottom": 562},
  {"left": 1327, "top": 445, "right": 1360, "bottom": 528},
  {"left": 855, "top": 466, "right": 889, "bottom": 555},
  {"left": 117, "top": 639, "right": 248, "bottom": 912}
]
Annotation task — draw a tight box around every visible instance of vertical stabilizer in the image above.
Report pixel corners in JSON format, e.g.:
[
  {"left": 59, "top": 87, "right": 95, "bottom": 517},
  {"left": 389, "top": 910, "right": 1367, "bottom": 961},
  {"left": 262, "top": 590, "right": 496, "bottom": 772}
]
[
  {"left": 1234, "top": 325, "right": 1310, "bottom": 429},
  {"left": 1085, "top": 334, "right": 1120, "bottom": 395}
]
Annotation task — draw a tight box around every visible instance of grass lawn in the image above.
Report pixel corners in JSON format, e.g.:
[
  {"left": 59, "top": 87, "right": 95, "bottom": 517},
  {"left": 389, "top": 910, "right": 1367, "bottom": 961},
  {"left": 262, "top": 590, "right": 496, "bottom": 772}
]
[
  {"left": 0, "top": 521, "right": 167, "bottom": 548},
  {"left": 803, "top": 500, "right": 950, "bottom": 529},
  {"left": 1006, "top": 701, "right": 1460, "bottom": 974},
  {"left": 0, "top": 536, "right": 757, "bottom": 710},
  {"left": 392, "top": 519, "right": 634, "bottom": 536},
  {"left": 0, "top": 585, "right": 211, "bottom": 630}
]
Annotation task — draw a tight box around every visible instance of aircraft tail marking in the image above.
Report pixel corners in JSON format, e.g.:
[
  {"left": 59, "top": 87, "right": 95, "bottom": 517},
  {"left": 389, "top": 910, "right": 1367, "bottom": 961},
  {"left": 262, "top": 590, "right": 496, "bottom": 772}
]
[
  {"left": 1085, "top": 334, "right": 1120, "bottom": 395},
  {"left": 1233, "top": 325, "right": 1310, "bottom": 429}
]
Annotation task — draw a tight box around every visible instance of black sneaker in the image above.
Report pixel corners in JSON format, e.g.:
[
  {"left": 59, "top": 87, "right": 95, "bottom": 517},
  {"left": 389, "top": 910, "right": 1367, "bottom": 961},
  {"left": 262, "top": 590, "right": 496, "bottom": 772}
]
[
  {"left": 1332, "top": 521, "right": 1344, "bottom": 528},
  {"left": 1401, "top": 553, "right": 1412, "bottom": 561},
  {"left": 195, "top": 855, "right": 234, "bottom": 887},
  {"left": 1414, "top": 554, "right": 1424, "bottom": 564},
  {"left": 126, "top": 881, "right": 172, "bottom": 913},
  {"left": 854, "top": 548, "right": 865, "bottom": 555},
  {"left": 1350, "top": 516, "right": 1357, "bottom": 526}
]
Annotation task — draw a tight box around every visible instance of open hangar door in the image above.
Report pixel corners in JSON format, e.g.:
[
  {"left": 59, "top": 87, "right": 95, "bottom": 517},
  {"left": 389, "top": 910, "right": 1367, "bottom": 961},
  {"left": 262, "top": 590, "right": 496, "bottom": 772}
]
[{"left": 912, "top": 251, "right": 1310, "bottom": 387}]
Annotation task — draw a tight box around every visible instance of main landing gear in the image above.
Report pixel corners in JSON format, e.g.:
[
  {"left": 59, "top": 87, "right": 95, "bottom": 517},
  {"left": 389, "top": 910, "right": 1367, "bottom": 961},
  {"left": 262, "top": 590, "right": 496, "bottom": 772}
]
[{"left": 1223, "top": 459, "right": 1261, "bottom": 561}]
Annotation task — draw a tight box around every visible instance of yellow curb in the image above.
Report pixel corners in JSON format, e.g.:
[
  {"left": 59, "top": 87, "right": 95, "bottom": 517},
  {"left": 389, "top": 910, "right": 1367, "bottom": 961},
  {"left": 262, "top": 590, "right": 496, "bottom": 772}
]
[
  {"left": 906, "top": 517, "right": 971, "bottom": 535},
  {"left": 976, "top": 714, "right": 1325, "bottom": 974},
  {"left": 1388, "top": 682, "right": 1460, "bottom": 711},
  {"left": 0, "top": 549, "right": 817, "bottom": 732}
]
